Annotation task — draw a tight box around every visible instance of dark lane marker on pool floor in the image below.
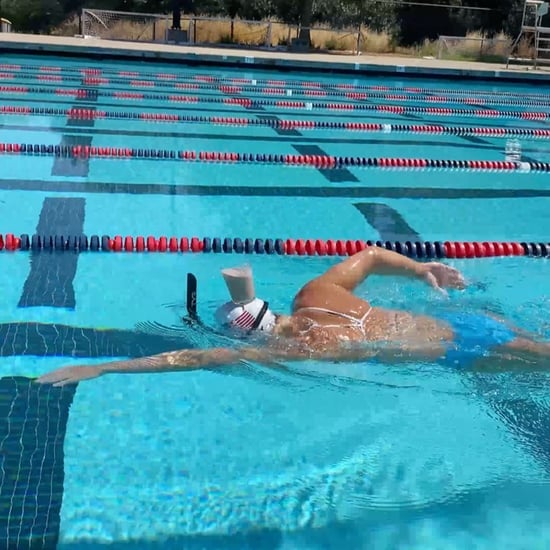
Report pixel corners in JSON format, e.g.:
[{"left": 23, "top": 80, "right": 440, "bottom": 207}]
[
  {"left": 292, "top": 145, "right": 359, "bottom": 183},
  {"left": 256, "top": 115, "right": 302, "bottom": 136},
  {"left": 0, "top": 322, "right": 195, "bottom": 358},
  {"left": 458, "top": 135, "right": 491, "bottom": 145},
  {"left": 17, "top": 198, "right": 85, "bottom": 309},
  {"left": 68, "top": 85, "right": 98, "bottom": 128},
  {"left": 0, "top": 377, "right": 76, "bottom": 550},
  {"left": 26, "top": 83, "right": 92, "bottom": 305},
  {"left": 2, "top": 179, "right": 550, "bottom": 199},
  {"left": 15, "top": 87, "right": 94, "bottom": 550},
  {"left": 354, "top": 202, "right": 422, "bottom": 241},
  {"left": 244, "top": 103, "right": 265, "bottom": 112},
  {"left": 51, "top": 83, "right": 97, "bottom": 178},
  {"left": 0, "top": 124, "right": 518, "bottom": 154},
  {"left": 3, "top": 82, "right": 94, "bottom": 550},
  {"left": 51, "top": 135, "right": 93, "bottom": 178}
]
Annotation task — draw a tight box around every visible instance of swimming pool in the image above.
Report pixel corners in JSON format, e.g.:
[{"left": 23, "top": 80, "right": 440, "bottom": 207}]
[{"left": 0, "top": 50, "right": 549, "bottom": 549}]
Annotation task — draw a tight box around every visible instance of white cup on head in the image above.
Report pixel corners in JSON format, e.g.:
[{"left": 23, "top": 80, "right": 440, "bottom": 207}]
[{"left": 221, "top": 265, "right": 256, "bottom": 305}]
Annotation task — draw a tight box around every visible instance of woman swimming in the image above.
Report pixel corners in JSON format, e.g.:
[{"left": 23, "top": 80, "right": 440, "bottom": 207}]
[{"left": 37, "top": 246, "right": 550, "bottom": 386}]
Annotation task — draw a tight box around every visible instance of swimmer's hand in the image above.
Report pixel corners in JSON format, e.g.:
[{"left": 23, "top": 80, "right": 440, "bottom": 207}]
[
  {"left": 36, "top": 365, "right": 102, "bottom": 386},
  {"left": 420, "top": 262, "right": 466, "bottom": 296}
]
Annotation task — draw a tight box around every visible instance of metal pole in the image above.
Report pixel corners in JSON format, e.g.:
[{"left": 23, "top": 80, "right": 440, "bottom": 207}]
[{"left": 266, "top": 21, "right": 272, "bottom": 47}]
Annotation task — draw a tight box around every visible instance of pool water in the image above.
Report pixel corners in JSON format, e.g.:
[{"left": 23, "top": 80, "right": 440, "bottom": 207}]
[{"left": 0, "top": 52, "right": 549, "bottom": 550}]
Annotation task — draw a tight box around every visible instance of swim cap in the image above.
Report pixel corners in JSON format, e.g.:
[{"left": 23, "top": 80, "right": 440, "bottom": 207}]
[{"left": 215, "top": 297, "right": 277, "bottom": 333}]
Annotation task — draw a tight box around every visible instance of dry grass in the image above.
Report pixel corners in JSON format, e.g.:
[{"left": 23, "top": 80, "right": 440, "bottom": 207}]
[
  {"left": 60, "top": 13, "right": 170, "bottom": 41},
  {"left": 310, "top": 28, "right": 359, "bottom": 52},
  {"left": 106, "top": 20, "right": 156, "bottom": 41},
  {"left": 271, "top": 26, "right": 392, "bottom": 54},
  {"left": 53, "top": 16, "right": 530, "bottom": 61},
  {"left": 363, "top": 31, "right": 394, "bottom": 54},
  {"left": 122, "top": 18, "right": 171, "bottom": 41},
  {"left": 191, "top": 19, "right": 271, "bottom": 46},
  {"left": 516, "top": 36, "right": 535, "bottom": 59},
  {"left": 270, "top": 22, "right": 295, "bottom": 45},
  {"left": 436, "top": 30, "right": 525, "bottom": 62},
  {"left": 50, "top": 14, "right": 80, "bottom": 36}
]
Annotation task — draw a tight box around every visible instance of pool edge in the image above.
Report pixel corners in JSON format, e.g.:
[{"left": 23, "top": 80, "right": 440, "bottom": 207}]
[{"left": 1, "top": 34, "right": 549, "bottom": 83}]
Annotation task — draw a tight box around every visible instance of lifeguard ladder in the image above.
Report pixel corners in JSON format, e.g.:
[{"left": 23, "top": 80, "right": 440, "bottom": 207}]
[{"left": 507, "top": 0, "right": 550, "bottom": 68}]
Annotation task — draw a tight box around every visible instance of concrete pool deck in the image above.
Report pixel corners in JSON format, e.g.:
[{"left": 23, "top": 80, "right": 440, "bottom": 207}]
[{"left": 1, "top": 31, "right": 550, "bottom": 82}]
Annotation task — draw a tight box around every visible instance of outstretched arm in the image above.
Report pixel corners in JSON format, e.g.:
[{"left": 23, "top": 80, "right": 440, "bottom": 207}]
[
  {"left": 36, "top": 339, "right": 448, "bottom": 386},
  {"left": 36, "top": 346, "right": 284, "bottom": 386},
  {"left": 311, "top": 246, "right": 465, "bottom": 294}
]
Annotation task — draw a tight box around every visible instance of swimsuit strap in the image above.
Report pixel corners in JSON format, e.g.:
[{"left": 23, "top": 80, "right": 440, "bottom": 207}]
[
  {"left": 359, "top": 307, "right": 373, "bottom": 323},
  {"left": 298, "top": 306, "right": 373, "bottom": 335}
]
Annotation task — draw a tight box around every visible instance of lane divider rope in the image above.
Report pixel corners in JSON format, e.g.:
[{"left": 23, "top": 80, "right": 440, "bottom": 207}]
[
  {"left": 2, "top": 106, "right": 550, "bottom": 139},
  {"left": 1, "top": 63, "right": 550, "bottom": 102},
  {"left": 0, "top": 234, "right": 548, "bottom": 258},
  {"left": 0, "top": 72, "right": 547, "bottom": 108},
  {"left": 0, "top": 88, "right": 546, "bottom": 121},
  {"left": 0, "top": 143, "right": 543, "bottom": 171}
]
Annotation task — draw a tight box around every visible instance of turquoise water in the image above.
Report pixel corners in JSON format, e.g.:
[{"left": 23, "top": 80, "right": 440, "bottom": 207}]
[{"left": 0, "top": 53, "right": 550, "bottom": 549}]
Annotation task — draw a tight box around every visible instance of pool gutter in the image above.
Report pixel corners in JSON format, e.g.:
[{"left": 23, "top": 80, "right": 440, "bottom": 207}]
[{"left": 1, "top": 33, "right": 550, "bottom": 83}]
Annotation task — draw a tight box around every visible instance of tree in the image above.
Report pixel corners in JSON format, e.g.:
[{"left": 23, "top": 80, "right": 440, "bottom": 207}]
[
  {"left": 361, "top": 0, "right": 396, "bottom": 33},
  {"left": 502, "top": 0, "right": 527, "bottom": 37},
  {"left": 298, "top": 0, "right": 313, "bottom": 45},
  {"left": 274, "top": 0, "right": 302, "bottom": 25},
  {"left": 272, "top": 0, "right": 313, "bottom": 44},
  {"left": 58, "top": 0, "right": 85, "bottom": 15},
  {"left": 393, "top": 0, "right": 517, "bottom": 45},
  {"left": 239, "top": 0, "right": 275, "bottom": 20},
  {"left": 225, "top": 0, "right": 242, "bottom": 40},
  {"left": 394, "top": 0, "right": 464, "bottom": 46},
  {"left": 456, "top": 0, "right": 515, "bottom": 36},
  {"left": 193, "top": 0, "right": 224, "bottom": 15},
  {"left": 3, "top": 0, "right": 64, "bottom": 33}
]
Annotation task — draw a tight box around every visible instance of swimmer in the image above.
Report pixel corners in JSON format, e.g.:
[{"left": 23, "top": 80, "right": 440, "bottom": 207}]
[{"left": 37, "top": 246, "right": 550, "bottom": 386}]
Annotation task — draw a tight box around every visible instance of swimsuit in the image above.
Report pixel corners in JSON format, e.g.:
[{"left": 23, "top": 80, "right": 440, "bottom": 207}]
[
  {"left": 433, "top": 311, "right": 516, "bottom": 368},
  {"left": 298, "top": 306, "right": 516, "bottom": 368}
]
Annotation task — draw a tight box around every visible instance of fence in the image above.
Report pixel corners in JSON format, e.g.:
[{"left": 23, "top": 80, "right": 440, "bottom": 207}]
[
  {"left": 84, "top": 8, "right": 526, "bottom": 57},
  {"left": 81, "top": 9, "right": 273, "bottom": 47},
  {"left": 80, "top": 9, "right": 367, "bottom": 52},
  {"left": 437, "top": 35, "right": 513, "bottom": 62},
  {"left": 185, "top": 16, "right": 272, "bottom": 48},
  {"left": 81, "top": 9, "right": 170, "bottom": 42}
]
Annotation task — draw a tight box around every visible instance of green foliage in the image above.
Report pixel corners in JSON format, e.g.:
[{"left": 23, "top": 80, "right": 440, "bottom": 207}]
[
  {"left": 394, "top": 0, "right": 464, "bottom": 46},
  {"left": 238, "top": 0, "right": 275, "bottom": 19},
  {"left": 393, "top": 0, "right": 524, "bottom": 46},
  {"left": 3, "top": 0, "right": 64, "bottom": 33},
  {"left": 193, "top": 0, "right": 224, "bottom": 15},
  {"left": 501, "top": 0, "right": 528, "bottom": 37},
  {"left": 315, "top": 0, "right": 395, "bottom": 31},
  {"left": 273, "top": 0, "right": 302, "bottom": 25},
  {"left": 224, "top": 0, "right": 242, "bottom": 18}
]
